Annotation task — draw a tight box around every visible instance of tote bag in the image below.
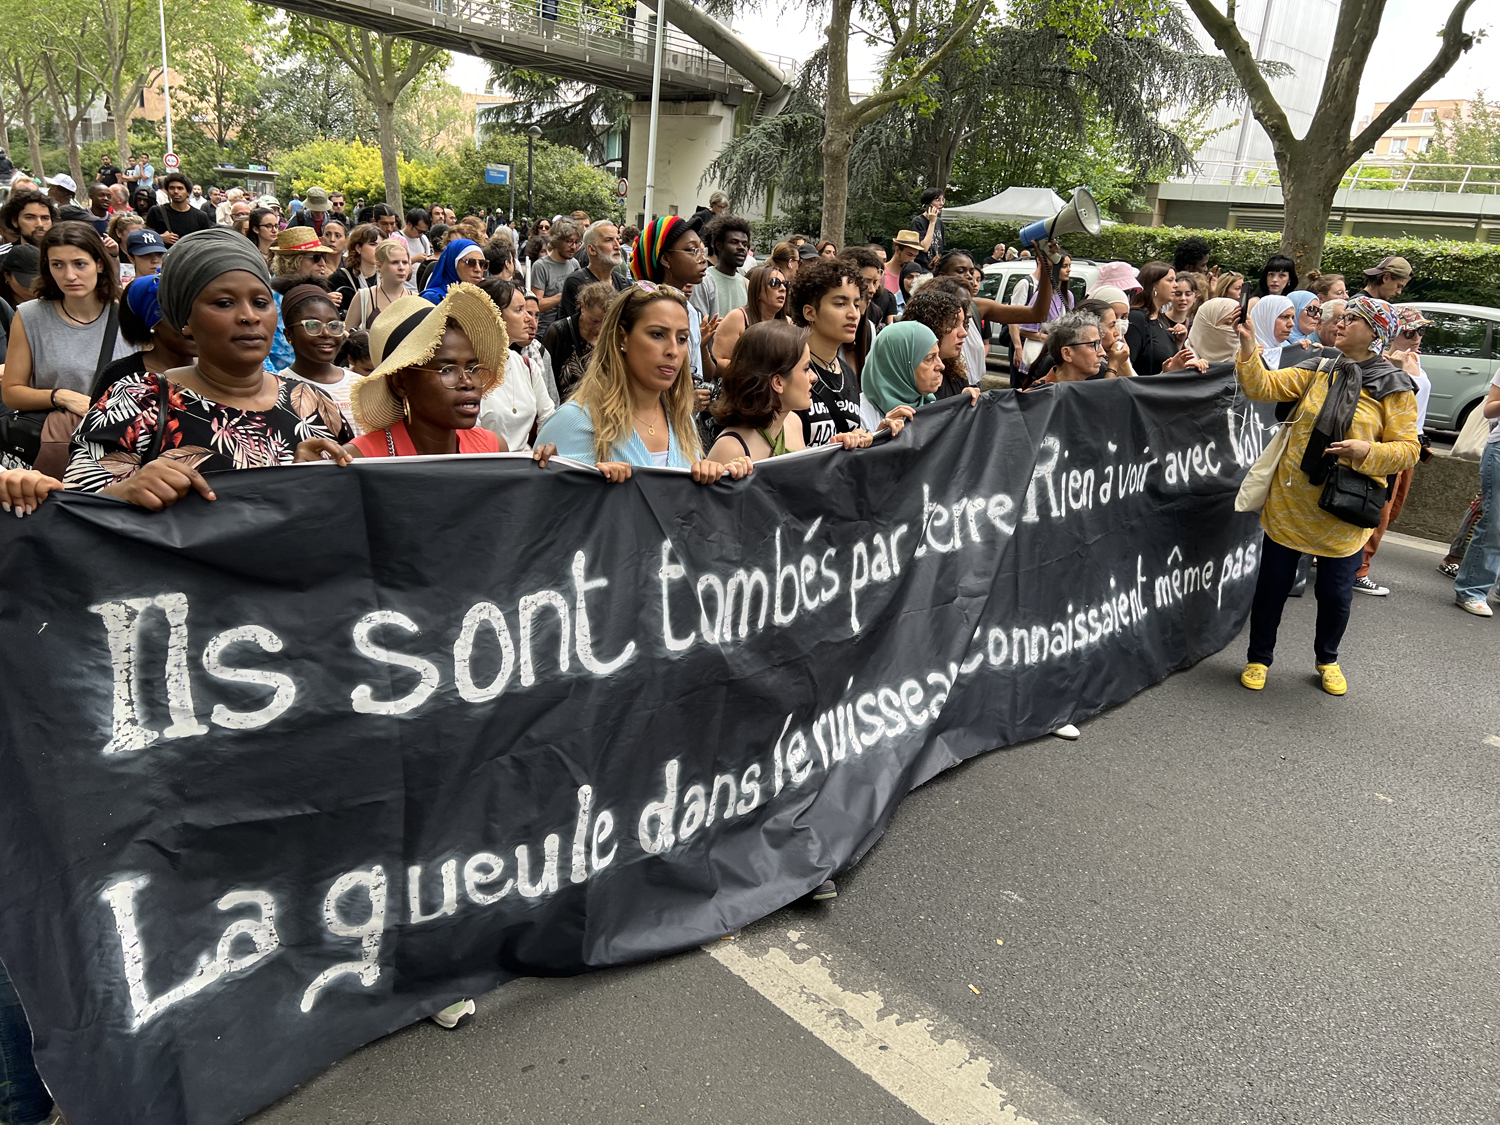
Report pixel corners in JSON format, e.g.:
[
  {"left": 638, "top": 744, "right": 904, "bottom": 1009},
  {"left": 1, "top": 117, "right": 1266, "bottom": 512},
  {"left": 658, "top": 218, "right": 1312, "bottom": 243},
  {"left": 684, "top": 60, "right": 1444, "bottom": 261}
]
[{"left": 1452, "top": 401, "right": 1493, "bottom": 463}]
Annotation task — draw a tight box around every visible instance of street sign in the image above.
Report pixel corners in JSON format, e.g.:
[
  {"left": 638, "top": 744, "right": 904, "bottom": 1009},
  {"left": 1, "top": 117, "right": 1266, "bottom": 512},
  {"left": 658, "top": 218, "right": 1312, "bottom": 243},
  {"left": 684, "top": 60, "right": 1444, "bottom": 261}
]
[
  {"left": 616, "top": 176, "right": 628, "bottom": 200},
  {"left": 163, "top": 152, "right": 179, "bottom": 170},
  {"left": 484, "top": 163, "right": 511, "bottom": 186}
]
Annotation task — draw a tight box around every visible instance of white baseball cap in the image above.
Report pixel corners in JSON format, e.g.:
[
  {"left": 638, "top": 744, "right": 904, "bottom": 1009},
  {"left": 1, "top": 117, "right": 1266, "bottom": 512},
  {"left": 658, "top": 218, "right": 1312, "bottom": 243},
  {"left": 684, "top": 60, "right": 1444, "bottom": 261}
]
[{"left": 48, "top": 173, "right": 77, "bottom": 193}]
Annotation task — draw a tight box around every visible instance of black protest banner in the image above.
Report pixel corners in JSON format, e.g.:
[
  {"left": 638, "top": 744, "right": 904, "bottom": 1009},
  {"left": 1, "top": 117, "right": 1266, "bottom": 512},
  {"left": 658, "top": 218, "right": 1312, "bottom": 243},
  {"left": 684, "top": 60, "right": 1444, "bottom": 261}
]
[{"left": 0, "top": 370, "right": 1274, "bottom": 1125}]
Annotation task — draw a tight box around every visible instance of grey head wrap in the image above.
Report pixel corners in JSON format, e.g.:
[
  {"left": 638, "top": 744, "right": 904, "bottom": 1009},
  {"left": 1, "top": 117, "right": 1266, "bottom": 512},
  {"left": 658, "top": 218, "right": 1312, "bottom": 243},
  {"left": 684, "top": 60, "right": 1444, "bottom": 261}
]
[{"left": 157, "top": 227, "right": 273, "bottom": 332}]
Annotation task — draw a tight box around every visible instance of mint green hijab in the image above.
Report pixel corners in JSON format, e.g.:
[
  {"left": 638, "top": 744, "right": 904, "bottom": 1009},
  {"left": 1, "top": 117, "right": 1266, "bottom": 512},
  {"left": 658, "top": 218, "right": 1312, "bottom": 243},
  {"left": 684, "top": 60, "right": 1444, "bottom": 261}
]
[{"left": 863, "top": 321, "right": 939, "bottom": 415}]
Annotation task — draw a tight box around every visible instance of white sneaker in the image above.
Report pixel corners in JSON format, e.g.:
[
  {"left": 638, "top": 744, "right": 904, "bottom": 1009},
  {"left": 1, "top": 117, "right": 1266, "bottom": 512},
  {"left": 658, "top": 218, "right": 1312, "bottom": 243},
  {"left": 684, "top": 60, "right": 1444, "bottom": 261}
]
[
  {"left": 430, "top": 999, "right": 475, "bottom": 1028},
  {"left": 1051, "top": 724, "right": 1080, "bottom": 740},
  {"left": 1352, "top": 575, "right": 1389, "bottom": 596},
  {"left": 1457, "top": 598, "right": 1494, "bottom": 617}
]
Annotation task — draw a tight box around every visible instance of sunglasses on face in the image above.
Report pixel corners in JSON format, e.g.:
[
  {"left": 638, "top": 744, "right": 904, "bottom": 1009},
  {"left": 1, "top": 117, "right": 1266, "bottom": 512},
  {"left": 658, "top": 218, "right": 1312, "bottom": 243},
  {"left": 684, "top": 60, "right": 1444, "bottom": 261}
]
[
  {"left": 767, "top": 277, "right": 787, "bottom": 290},
  {"left": 296, "top": 319, "right": 347, "bottom": 337},
  {"left": 1399, "top": 329, "right": 1424, "bottom": 339}
]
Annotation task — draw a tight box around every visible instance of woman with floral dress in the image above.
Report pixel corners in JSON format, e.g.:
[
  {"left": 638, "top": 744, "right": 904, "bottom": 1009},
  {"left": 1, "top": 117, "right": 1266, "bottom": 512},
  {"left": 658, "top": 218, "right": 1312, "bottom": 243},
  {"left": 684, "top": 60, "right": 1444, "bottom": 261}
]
[{"left": 65, "top": 227, "right": 351, "bottom": 509}]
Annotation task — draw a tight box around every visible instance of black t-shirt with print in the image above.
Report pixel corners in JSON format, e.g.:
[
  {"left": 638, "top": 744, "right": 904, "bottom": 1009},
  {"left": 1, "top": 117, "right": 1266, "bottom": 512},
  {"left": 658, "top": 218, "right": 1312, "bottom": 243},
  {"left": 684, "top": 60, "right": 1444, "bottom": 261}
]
[{"left": 798, "top": 353, "right": 862, "bottom": 446}]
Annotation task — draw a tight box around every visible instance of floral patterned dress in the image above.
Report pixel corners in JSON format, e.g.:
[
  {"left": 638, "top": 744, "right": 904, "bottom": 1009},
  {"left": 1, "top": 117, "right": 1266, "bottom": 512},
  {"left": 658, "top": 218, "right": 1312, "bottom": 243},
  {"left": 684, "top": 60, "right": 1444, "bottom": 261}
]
[{"left": 65, "top": 371, "right": 353, "bottom": 493}]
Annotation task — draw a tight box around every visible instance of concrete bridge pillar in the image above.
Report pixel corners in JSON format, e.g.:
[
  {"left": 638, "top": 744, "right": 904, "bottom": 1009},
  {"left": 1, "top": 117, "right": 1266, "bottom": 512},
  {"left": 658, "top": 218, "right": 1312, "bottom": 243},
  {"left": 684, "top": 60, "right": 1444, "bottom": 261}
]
[{"left": 624, "top": 98, "right": 737, "bottom": 226}]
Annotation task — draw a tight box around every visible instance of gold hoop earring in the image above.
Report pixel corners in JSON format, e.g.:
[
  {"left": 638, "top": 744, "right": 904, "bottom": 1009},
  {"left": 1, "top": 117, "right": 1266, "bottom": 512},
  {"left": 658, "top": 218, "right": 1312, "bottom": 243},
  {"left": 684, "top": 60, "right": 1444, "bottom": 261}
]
[{"left": 402, "top": 397, "right": 411, "bottom": 424}]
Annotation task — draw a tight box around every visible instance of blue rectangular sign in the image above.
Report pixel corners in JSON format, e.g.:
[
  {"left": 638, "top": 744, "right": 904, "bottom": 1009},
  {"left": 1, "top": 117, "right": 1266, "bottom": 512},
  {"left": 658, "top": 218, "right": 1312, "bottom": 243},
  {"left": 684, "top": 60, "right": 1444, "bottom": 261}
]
[{"left": 484, "top": 163, "right": 511, "bottom": 186}]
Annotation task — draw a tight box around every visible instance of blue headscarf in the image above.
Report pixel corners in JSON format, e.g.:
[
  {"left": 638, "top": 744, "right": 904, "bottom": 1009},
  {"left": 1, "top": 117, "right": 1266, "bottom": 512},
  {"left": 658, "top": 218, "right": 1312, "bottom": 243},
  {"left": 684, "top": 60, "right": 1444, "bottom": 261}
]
[
  {"left": 419, "top": 238, "right": 482, "bottom": 303},
  {"left": 1285, "top": 289, "right": 1321, "bottom": 346},
  {"left": 124, "top": 274, "right": 163, "bottom": 329}
]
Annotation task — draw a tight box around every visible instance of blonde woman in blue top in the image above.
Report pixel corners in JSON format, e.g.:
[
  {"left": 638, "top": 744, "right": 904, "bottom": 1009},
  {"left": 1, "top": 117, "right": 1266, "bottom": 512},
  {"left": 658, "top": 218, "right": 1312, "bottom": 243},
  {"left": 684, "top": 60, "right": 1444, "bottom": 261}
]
[{"left": 537, "top": 283, "right": 751, "bottom": 484}]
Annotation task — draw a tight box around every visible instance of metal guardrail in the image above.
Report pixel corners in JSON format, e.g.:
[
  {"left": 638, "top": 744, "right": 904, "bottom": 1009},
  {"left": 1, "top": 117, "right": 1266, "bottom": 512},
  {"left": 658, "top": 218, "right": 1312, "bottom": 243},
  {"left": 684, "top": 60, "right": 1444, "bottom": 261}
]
[
  {"left": 1174, "top": 159, "right": 1500, "bottom": 195},
  {"left": 421, "top": 0, "right": 795, "bottom": 90}
]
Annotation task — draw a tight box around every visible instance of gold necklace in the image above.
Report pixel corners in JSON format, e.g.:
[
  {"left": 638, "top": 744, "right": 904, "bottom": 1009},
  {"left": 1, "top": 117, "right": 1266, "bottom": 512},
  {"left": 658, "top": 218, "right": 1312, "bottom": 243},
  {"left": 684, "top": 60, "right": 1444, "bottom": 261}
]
[{"left": 633, "top": 407, "right": 663, "bottom": 436}]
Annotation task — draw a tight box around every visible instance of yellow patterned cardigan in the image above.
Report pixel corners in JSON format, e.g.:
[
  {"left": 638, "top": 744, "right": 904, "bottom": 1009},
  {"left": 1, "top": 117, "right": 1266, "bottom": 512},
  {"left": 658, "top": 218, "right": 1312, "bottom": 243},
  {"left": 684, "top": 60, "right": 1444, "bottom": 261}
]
[{"left": 1235, "top": 351, "right": 1420, "bottom": 558}]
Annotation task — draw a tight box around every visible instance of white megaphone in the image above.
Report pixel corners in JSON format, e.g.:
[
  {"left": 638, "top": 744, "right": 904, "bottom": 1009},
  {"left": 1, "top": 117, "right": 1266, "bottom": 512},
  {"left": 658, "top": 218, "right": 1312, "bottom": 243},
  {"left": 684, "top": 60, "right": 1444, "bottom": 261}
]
[
  {"left": 1016, "top": 186, "right": 1102, "bottom": 257},
  {"left": 1016, "top": 186, "right": 1101, "bottom": 286}
]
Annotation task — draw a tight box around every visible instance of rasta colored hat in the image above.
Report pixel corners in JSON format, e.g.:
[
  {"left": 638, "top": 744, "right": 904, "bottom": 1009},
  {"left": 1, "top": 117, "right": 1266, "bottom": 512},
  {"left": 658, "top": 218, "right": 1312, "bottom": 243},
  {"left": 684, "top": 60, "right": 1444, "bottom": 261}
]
[
  {"left": 1342, "top": 294, "right": 1398, "bottom": 351},
  {"left": 350, "top": 282, "right": 507, "bottom": 432},
  {"left": 631, "top": 215, "right": 688, "bottom": 284},
  {"left": 1363, "top": 255, "right": 1412, "bottom": 281},
  {"left": 272, "top": 229, "right": 339, "bottom": 256}
]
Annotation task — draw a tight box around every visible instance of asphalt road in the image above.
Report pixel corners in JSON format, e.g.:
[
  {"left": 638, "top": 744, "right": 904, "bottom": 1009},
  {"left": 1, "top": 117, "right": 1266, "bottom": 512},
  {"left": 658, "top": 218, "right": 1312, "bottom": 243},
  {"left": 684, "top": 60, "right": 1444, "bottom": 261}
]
[{"left": 250, "top": 535, "right": 1500, "bottom": 1125}]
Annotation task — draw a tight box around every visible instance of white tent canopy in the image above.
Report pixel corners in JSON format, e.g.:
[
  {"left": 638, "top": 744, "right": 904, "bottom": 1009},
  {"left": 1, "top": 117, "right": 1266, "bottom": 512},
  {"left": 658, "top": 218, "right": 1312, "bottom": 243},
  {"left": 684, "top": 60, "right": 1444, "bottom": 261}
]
[{"left": 943, "top": 187, "right": 1066, "bottom": 222}]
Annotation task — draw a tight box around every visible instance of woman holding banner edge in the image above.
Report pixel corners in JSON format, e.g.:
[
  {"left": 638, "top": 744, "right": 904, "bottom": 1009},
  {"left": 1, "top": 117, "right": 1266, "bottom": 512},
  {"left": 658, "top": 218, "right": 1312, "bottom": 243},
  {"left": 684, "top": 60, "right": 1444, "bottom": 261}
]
[{"left": 1232, "top": 295, "right": 1419, "bottom": 695}]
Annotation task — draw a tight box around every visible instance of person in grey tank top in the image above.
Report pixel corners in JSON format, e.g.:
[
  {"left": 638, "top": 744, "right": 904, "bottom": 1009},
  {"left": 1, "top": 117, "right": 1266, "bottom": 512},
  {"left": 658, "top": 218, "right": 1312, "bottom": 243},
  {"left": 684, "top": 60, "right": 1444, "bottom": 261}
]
[{"left": 2, "top": 222, "right": 135, "bottom": 418}]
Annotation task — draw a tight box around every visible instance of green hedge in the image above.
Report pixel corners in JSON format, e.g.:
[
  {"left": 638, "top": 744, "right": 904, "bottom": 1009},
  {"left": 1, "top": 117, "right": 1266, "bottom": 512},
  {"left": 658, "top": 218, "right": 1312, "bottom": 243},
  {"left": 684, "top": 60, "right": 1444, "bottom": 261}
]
[{"left": 944, "top": 221, "right": 1500, "bottom": 308}]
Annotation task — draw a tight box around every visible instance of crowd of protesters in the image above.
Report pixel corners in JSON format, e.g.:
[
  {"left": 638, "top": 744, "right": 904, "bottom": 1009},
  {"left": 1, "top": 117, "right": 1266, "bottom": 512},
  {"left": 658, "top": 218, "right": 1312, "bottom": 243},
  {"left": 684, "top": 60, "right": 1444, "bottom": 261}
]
[{"left": 0, "top": 162, "right": 1495, "bottom": 1123}]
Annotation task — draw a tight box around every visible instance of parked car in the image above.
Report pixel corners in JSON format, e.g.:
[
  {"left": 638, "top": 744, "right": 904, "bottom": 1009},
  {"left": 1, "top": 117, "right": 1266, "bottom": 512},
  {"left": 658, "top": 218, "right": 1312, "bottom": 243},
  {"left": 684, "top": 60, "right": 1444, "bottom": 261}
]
[
  {"left": 1407, "top": 302, "right": 1500, "bottom": 431},
  {"left": 980, "top": 257, "right": 1101, "bottom": 308}
]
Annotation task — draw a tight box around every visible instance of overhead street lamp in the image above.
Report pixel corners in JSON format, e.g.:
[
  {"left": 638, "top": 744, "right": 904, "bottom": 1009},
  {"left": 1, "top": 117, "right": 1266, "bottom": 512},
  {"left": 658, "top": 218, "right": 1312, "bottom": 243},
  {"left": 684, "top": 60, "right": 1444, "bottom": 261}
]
[{"left": 527, "top": 125, "right": 542, "bottom": 227}]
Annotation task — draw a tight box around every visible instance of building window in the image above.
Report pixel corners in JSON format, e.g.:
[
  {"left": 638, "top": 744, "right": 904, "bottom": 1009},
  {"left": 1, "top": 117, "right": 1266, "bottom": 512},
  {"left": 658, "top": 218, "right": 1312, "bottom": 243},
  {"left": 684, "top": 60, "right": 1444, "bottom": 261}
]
[
  {"left": 1421, "top": 108, "right": 1437, "bottom": 123},
  {"left": 1389, "top": 138, "right": 1407, "bottom": 154},
  {"left": 1416, "top": 136, "right": 1430, "bottom": 153}
]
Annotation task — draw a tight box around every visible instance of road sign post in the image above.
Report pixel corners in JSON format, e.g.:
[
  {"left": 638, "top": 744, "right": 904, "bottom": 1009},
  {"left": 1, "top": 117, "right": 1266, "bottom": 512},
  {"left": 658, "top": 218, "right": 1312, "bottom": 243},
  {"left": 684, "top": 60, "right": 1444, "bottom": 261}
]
[{"left": 163, "top": 153, "right": 180, "bottom": 170}]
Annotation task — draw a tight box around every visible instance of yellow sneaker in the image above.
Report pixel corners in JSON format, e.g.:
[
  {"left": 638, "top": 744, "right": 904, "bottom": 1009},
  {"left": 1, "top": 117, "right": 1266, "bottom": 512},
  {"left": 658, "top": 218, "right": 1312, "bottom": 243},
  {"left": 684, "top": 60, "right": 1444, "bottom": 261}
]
[
  {"left": 1316, "top": 663, "right": 1347, "bottom": 696},
  {"left": 1240, "top": 662, "right": 1268, "bottom": 690}
]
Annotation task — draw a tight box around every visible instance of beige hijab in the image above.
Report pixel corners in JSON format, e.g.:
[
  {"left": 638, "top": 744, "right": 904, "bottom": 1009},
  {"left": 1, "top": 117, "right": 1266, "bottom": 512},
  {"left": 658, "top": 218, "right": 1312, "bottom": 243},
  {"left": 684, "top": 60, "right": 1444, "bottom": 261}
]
[{"left": 1187, "top": 297, "right": 1239, "bottom": 364}]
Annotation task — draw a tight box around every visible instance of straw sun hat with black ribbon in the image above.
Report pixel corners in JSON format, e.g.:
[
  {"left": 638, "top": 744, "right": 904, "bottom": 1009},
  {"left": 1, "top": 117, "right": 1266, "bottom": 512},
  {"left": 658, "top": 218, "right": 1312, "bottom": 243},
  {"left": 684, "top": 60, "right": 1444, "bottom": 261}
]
[{"left": 349, "top": 282, "right": 508, "bottom": 432}]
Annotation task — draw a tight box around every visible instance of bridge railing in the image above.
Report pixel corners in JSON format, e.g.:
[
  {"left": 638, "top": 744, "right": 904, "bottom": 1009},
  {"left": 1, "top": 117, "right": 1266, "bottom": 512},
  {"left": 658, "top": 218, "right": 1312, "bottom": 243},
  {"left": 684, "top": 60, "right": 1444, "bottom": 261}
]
[
  {"left": 1172, "top": 159, "right": 1500, "bottom": 196},
  {"left": 421, "top": 0, "right": 795, "bottom": 89}
]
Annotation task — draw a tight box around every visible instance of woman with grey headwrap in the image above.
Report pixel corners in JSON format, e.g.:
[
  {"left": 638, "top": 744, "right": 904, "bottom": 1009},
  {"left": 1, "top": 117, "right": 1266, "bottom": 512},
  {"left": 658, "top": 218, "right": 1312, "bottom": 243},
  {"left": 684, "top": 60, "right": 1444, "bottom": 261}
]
[{"left": 65, "top": 227, "right": 353, "bottom": 508}]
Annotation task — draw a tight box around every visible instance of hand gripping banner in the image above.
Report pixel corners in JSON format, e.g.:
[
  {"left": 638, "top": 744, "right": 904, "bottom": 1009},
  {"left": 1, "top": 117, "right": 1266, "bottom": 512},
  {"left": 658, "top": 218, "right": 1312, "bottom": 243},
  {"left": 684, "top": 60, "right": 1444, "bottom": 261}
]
[{"left": 0, "top": 371, "right": 1274, "bottom": 1125}]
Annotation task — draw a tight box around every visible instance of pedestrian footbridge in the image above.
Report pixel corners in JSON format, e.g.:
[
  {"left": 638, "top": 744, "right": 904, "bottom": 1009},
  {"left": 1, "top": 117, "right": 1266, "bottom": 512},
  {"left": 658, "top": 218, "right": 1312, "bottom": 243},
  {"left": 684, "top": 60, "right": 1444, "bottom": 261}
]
[{"left": 267, "top": 0, "right": 794, "bottom": 103}]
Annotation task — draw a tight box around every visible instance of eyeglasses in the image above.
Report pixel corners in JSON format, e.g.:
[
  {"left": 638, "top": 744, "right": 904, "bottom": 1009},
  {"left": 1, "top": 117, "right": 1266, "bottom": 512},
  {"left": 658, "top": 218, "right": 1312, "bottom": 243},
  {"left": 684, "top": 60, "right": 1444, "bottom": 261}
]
[
  {"left": 767, "top": 277, "right": 787, "bottom": 290},
  {"left": 1066, "top": 338, "right": 1105, "bottom": 352},
  {"left": 670, "top": 244, "right": 708, "bottom": 259},
  {"left": 1303, "top": 305, "right": 1322, "bottom": 320},
  {"left": 295, "top": 318, "right": 347, "bottom": 337},
  {"left": 1399, "top": 329, "right": 1425, "bottom": 339},
  {"left": 412, "top": 361, "right": 492, "bottom": 386}
]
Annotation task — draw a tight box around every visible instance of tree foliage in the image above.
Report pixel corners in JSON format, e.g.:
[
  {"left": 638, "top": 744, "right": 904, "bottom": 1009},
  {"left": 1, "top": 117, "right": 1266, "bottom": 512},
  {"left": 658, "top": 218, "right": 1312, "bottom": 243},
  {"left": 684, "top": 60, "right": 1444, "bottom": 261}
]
[
  {"left": 709, "top": 0, "right": 1246, "bottom": 242},
  {"left": 448, "top": 133, "right": 621, "bottom": 221},
  {"left": 1413, "top": 93, "right": 1500, "bottom": 193},
  {"left": 482, "top": 63, "right": 629, "bottom": 165},
  {"left": 1182, "top": 0, "right": 1481, "bottom": 272},
  {"left": 276, "top": 139, "right": 452, "bottom": 205}
]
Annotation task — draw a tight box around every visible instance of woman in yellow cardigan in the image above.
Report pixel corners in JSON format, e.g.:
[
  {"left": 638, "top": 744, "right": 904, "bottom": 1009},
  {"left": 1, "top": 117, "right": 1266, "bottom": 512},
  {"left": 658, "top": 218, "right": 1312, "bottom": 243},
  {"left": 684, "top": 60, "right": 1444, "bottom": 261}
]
[{"left": 1234, "top": 295, "right": 1419, "bottom": 696}]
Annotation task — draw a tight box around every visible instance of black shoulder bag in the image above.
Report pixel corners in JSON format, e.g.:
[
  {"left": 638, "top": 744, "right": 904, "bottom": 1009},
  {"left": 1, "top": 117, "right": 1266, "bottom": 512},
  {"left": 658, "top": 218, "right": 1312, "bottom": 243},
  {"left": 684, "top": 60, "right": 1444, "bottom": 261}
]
[{"left": 1314, "top": 361, "right": 1387, "bottom": 529}]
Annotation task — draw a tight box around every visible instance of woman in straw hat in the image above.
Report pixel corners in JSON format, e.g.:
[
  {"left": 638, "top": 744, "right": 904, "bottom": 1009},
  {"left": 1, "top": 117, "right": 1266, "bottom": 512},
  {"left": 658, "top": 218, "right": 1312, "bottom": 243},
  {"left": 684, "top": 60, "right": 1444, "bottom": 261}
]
[
  {"left": 535, "top": 283, "right": 750, "bottom": 484},
  {"left": 346, "top": 282, "right": 553, "bottom": 464},
  {"left": 65, "top": 227, "right": 352, "bottom": 509}
]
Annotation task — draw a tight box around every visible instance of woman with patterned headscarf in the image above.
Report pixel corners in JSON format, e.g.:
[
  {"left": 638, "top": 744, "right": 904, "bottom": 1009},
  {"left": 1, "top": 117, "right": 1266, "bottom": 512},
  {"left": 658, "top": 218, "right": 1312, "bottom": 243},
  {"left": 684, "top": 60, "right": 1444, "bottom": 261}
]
[{"left": 1231, "top": 293, "right": 1419, "bottom": 697}]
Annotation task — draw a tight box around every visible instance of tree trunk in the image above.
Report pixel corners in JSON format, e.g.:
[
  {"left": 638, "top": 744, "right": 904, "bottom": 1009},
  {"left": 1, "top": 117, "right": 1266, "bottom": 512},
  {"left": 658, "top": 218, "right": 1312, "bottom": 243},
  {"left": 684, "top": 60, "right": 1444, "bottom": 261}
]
[
  {"left": 374, "top": 95, "right": 402, "bottom": 213},
  {"left": 20, "top": 102, "right": 44, "bottom": 183},
  {"left": 114, "top": 85, "right": 133, "bottom": 170},
  {"left": 819, "top": 117, "right": 853, "bottom": 249},
  {"left": 1278, "top": 160, "right": 1342, "bottom": 275}
]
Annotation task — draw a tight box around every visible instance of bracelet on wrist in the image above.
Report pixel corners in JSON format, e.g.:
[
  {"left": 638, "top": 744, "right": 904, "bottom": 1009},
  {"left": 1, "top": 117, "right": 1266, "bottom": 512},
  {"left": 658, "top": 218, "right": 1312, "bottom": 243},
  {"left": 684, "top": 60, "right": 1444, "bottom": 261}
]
[{"left": 50, "top": 388, "right": 59, "bottom": 407}]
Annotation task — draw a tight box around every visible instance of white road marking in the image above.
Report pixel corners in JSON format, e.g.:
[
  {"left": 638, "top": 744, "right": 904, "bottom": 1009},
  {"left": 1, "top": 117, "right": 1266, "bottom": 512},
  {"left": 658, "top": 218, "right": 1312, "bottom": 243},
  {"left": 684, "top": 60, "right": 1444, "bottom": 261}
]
[
  {"left": 706, "top": 925, "right": 1111, "bottom": 1125},
  {"left": 1485, "top": 735, "right": 1500, "bottom": 749}
]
